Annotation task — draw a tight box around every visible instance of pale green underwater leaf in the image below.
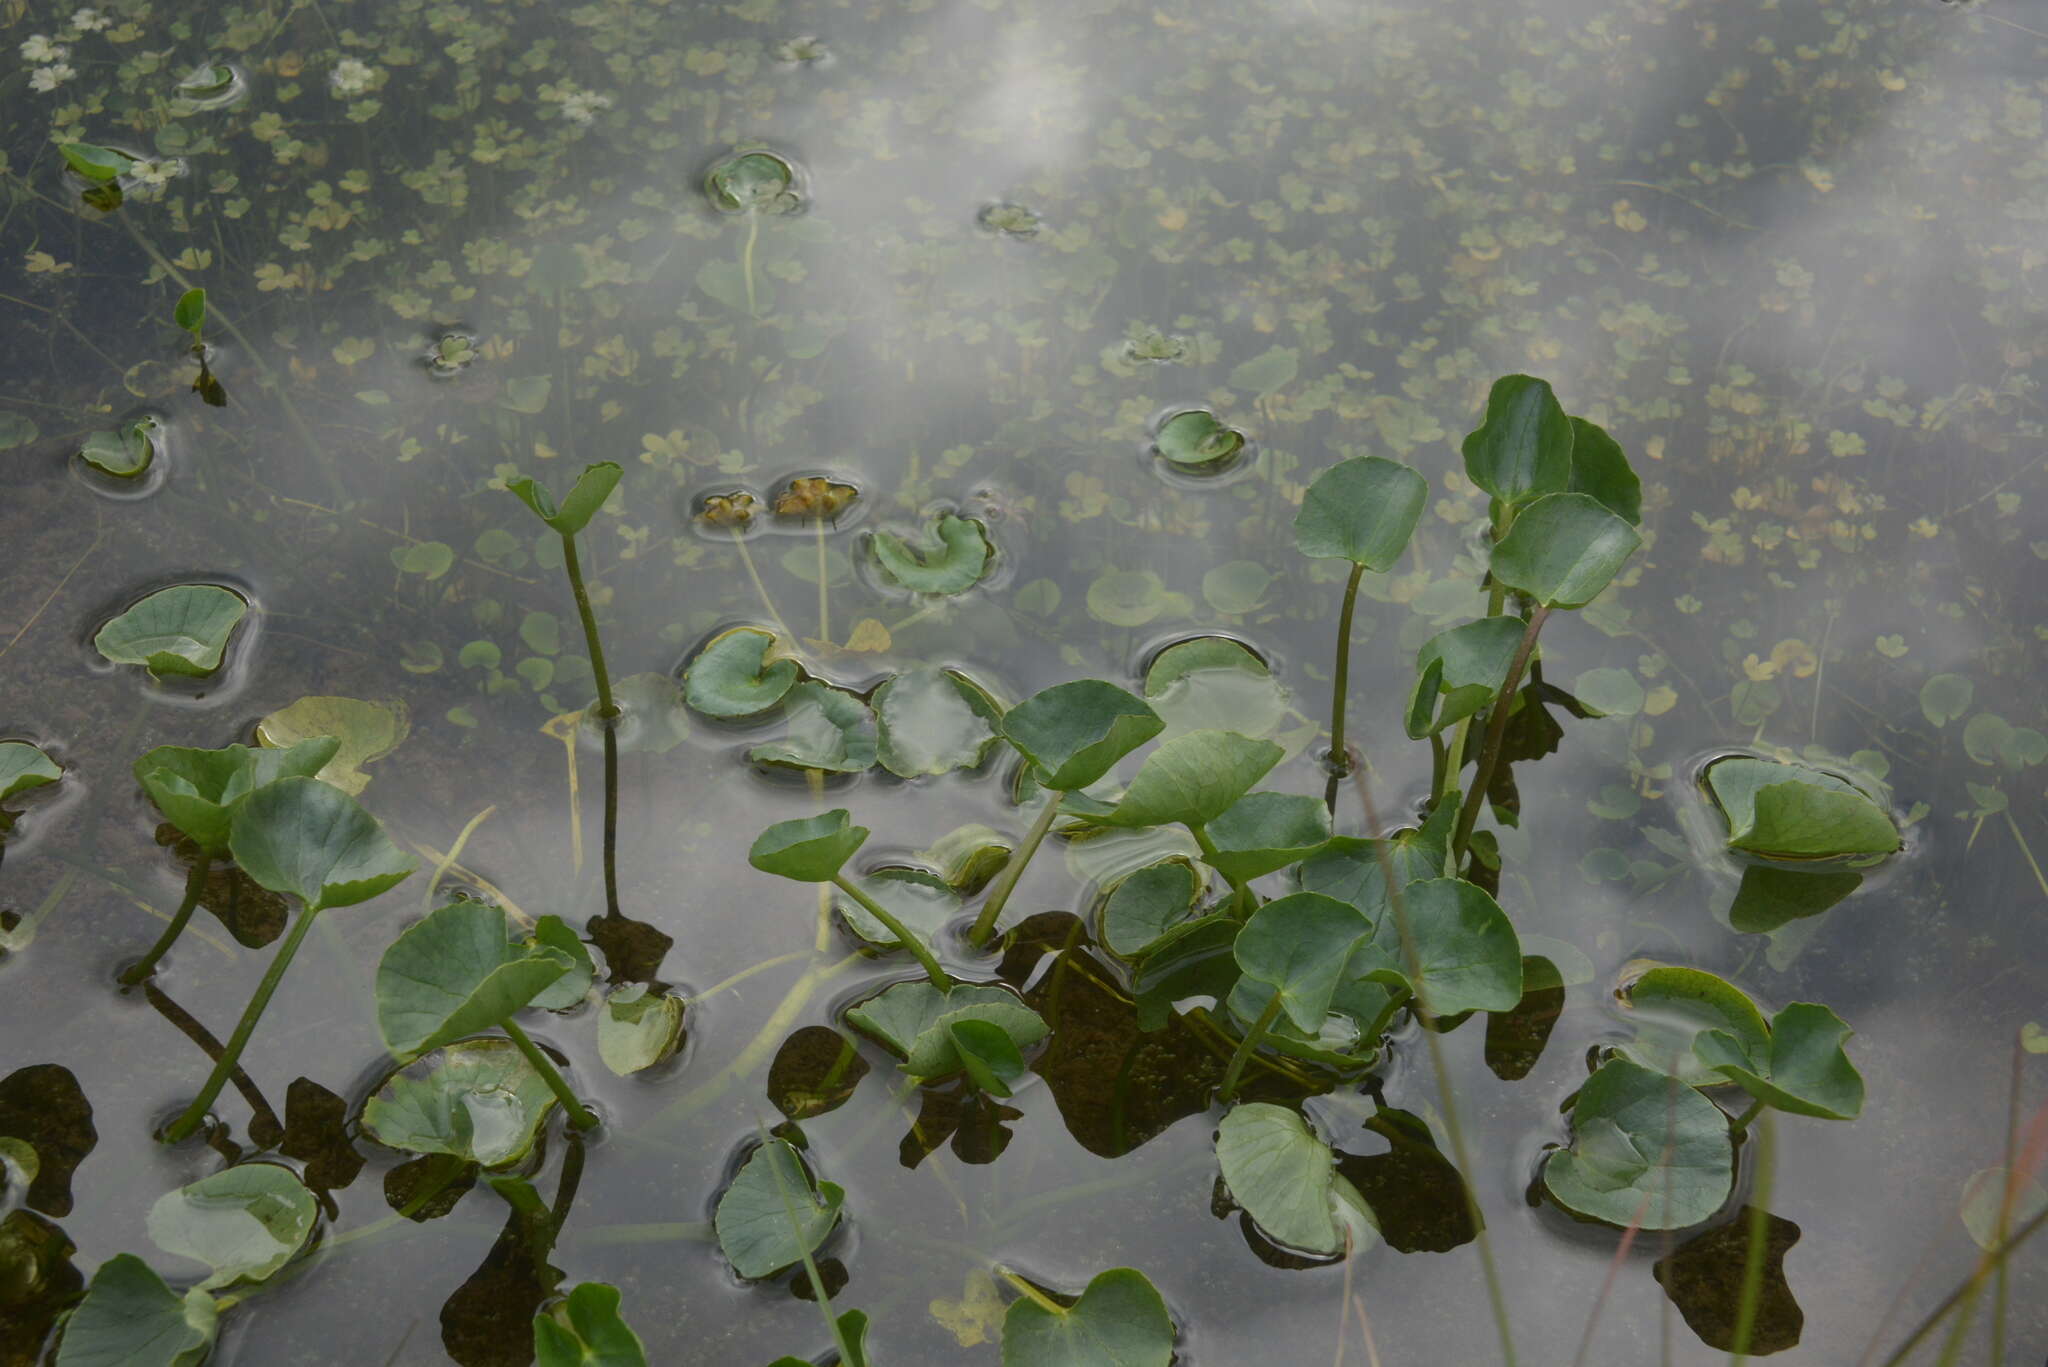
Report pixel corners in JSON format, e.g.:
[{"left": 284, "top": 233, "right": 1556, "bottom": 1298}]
[
  {"left": 1461, "top": 374, "right": 1572, "bottom": 507},
  {"left": 597, "top": 985, "right": 684, "bottom": 1076},
  {"left": 1488, "top": 492, "right": 1641, "bottom": 609},
  {"left": 255, "top": 695, "right": 407, "bottom": 796},
  {"left": 1292, "top": 456, "right": 1429, "bottom": 570},
  {"left": 0, "top": 741, "right": 62, "bottom": 802},
  {"left": 1544, "top": 1057, "right": 1734, "bottom": 1230},
  {"left": 1959, "top": 1168, "right": 2048, "bottom": 1252},
  {"left": 534, "top": 1281, "right": 649, "bottom": 1367},
  {"left": 1918, "top": 673, "right": 1974, "bottom": 727},
  {"left": 874, "top": 667, "right": 1003, "bottom": 777},
  {"left": 682, "top": 626, "right": 799, "bottom": 719},
  {"left": 1693, "top": 1001, "right": 1864, "bottom": 1120},
  {"left": 94, "top": 585, "right": 248, "bottom": 678},
  {"left": 145, "top": 1163, "right": 315, "bottom": 1291},
  {"left": 749, "top": 809, "right": 869, "bottom": 882},
  {"left": 0, "top": 412, "right": 39, "bottom": 449},
  {"left": 714, "top": 1140, "right": 843, "bottom": 1279},
  {"left": 376, "top": 899, "right": 573, "bottom": 1057},
  {"left": 229, "top": 777, "right": 414, "bottom": 912},
  {"left": 871, "top": 514, "right": 993, "bottom": 595},
  {"left": 1000, "top": 1267, "right": 1175, "bottom": 1367},
  {"left": 749, "top": 682, "right": 876, "bottom": 773},
  {"left": 1228, "top": 345, "right": 1299, "bottom": 396},
  {"left": 54, "top": 1253, "right": 215, "bottom": 1367},
  {"left": 1215, "top": 1102, "right": 1365, "bottom": 1255}
]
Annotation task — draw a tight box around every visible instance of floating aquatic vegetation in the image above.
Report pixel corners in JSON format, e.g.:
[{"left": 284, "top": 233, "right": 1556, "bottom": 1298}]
[
  {"left": 705, "top": 150, "right": 802, "bottom": 216},
  {"left": 94, "top": 584, "right": 247, "bottom": 679},
  {"left": 1151, "top": 409, "right": 1245, "bottom": 471}
]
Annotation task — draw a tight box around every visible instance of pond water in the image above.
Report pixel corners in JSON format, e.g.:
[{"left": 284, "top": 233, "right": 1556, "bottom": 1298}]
[{"left": 3, "top": 0, "right": 2046, "bottom": 1362}]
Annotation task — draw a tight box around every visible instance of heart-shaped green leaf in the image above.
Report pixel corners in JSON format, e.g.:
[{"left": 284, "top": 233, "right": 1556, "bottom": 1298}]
[
  {"left": 146, "top": 1163, "right": 316, "bottom": 1291},
  {"left": 59, "top": 142, "right": 137, "bottom": 182},
  {"left": 360, "top": 1037, "right": 558, "bottom": 1167},
  {"left": 507, "top": 462, "right": 622, "bottom": 536},
  {"left": 949, "top": 1018, "right": 1027, "bottom": 1097},
  {"left": 173, "top": 289, "right": 207, "bottom": 337},
  {"left": 874, "top": 667, "right": 1003, "bottom": 776},
  {"left": 1295, "top": 829, "right": 1447, "bottom": 917},
  {"left": 1461, "top": 374, "right": 1573, "bottom": 506},
  {"left": 1703, "top": 757, "right": 1900, "bottom": 860},
  {"left": 1376, "top": 878, "right": 1522, "bottom": 1016},
  {"left": 0, "top": 741, "right": 62, "bottom": 802},
  {"left": 1616, "top": 963, "right": 1770, "bottom": 1082},
  {"left": 749, "top": 682, "right": 876, "bottom": 773},
  {"left": 1099, "top": 730, "right": 1283, "bottom": 830},
  {"left": 376, "top": 900, "right": 574, "bottom": 1056},
  {"left": 1292, "top": 456, "right": 1429, "bottom": 570},
  {"left": 1694, "top": 1001, "right": 1864, "bottom": 1120},
  {"left": 1543, "top": 1056, "right": 1735, "bottom": 1230},
  {"left": 596, "top": 984, "right": 684, "bottom": 1076},
  {"left": 1488, "top": 492, "right": 1641, "bottom": 609},
  {"left": 749, "top": 809, "right": 869, "bottom": 882},
  {"left": 1001, "top": 1266, "right": 1175, "bottom": 1367},
  {"left": 1001, "top": 681, "right": 1163, "bottom": 791},
  {"left": 94, "top": 584, "right": 249, "bottom": 678},
  {"left": 1098, "top": 860, "right": 1200, "bottom": 959},
  {"left": 53, "top": 1253, "right": 216, "bottom": 1367},
  {"left": 681, "top": 626, "right": 799, "bottom": 719},
  {"left": 134, "top": 738, "right": 340, "bottom": 854},
  {"left": 871, "top": 514, "right": 993, "bottom": 595},
  {"left": 1406, "top": 617, "right": 1527, "bottom": 738},
  {"left": 229, "top": 776, "right": 414, "bottom": 911},
  {"left": 714, "top": 1139, "right": 843, "bottom": 1279},
  {"left": 533, "top": 1282, "right": 649, "bottom": 1367},
  {"left": 1235, "top": 892, "right": 1374, "bottom": 1032},
  {"left": 1215, "top": 1102, "right": 1371, "bottom": 1256},
  {"left": 903, "top": 996, "right": 1049, "bottom": 1081},
  {"left": 1565, "top": 416, "right": 1641, "bottom": 524}
]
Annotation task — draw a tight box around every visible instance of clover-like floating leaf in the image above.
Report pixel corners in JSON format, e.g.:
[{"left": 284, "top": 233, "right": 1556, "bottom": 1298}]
[
  {"left": 749, "top": 682, "right": 877, "bottom": 772},
  {"left": 682, "top": 626, "right": 799, "bottom": 719},
  {"left": 1616, "top": 963, "right": 1770, "bottom": 1082},
  {"left": 1229, "top": 345, "right": 1299, "bottom": 396},
  {"left": 0, "top": 741, "right": 61, "bottom": 802},
  {"left": 714, "top": 1140, "right": 843, "bottom": 1279},
  {"left": 1100, "top": 730, "right": 1283, "bottom": 830},
  {"left": 94, "top": 585, "right": 248, "bottom": 678},
  {"left": 749, "top": 809, "right": 869, "bottom": 882},
  {"left": 1694, "top": 1001, "right": 1864, "bottom": 1120},
  {"left": 1086, "top": 568, "right": 1182, "bottom": 627},
  {"left": 1963, "top": 712, "right": 2048, "bottom": 771},
  {"left": 1099, "top": 860, "right": 1200, "bottom": 959},
  {"left": 134, "top": 738, "right": 340, "bottom": 855},
  {"left": 146, "top": 1163, "right": 316, "bottom": 1291},
  {"left": 79, "top": 417, "right": 159, "bottom": 478},
  {"left": 1369, "top": 877, "right": 1523, "bottom": 1017},
  {"left": 1543, "top": 1057, "right": 1735, "bottom": 1230},
  {"left": 534, "top": 1281, "right": 648, "bottom": 1367},
  {"left": 1215, "top": 1102, "right": 1370, "bottom": 1256},
  {"left": 874, "top": 667, "right": 1003, "bottom": 776},
  {"left": 705, "top": 150, "right": 800, "bottom": 214},
  {"left": 53, "top": 1253, "right": 216, "bottom": 1367},
  {"left": 834, "top": 867, "right": 960, "bottom": 951},
  {"left": 506, "top": 462, "right": 623, "bottom": 536},
  {"left": 228, "top": 776, "right": 413, "bottom": 912},
  {"left": 361, "top": 1037, "right": 557, "bottom": 1167},
  {"left": 1702, "top": 756, "right": 1900, "bottom": 860},
  {"left": 1235, "top": 893, "right": 1374, "bottom": 1033},
  {"left": 1919, "top": 673, "right": 1974, "bottom": 727},
  {"left": 1565, "top": 416, "right": 1641, "bottom": 524},
  {"left": 597, "top": 984, "right": 684, "bottom": 1076},
  {"left": 871, "top": 514, "right": 993, "bottom": 595},
  {"left": 1489, "top": 492, "right": 1641, "bottom": 609},
  {"left": 1153, "top": 409, "right": 1245, "bottom": 468},
  {"left": 1001, "top": 1267, "right": 1175, "bottom": 1367},
  {"left": 59, "top": 142, "right": 136, "bottom": 182},
  {"left": 255, "top": 695, "right": 407, "bottom": 796},
  {"left": 1461, "top": 374, "right": 1573, "bottom": 506},
  {"left": 377, "top": 900, "right": 574, "bottom": 1057},
  {"left": 1143, "top": 636, "right": 1288, "bottom": 740},
  {"left": 1292, "top": 456, "right": 1429, "bottom": 570},
  {"left": 1002, "top": 680, "right": 1164, "bottom": 791},
  {"left": 1406, "top": 617, "right": 1527, "bottom": 738}
]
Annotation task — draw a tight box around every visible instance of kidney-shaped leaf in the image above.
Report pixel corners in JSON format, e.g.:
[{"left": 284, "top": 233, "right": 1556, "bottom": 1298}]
[
  {"left": 1461, "top": 374, "right": 1573, "bottom": 507},
  {"left": 1216, "top": 1102, "right": 1368, "bottom": 1256},
  {"left": 1100, "top": 730, "right": 1283, "bottom": 830},
  {"left": 714, "top": 1139, "right": 844, "bottom": 1279},
  {"left": 229, "top": 776, "right": 415, "bottom": 911},
  {"left": 1694, "top": 1001, "right": 1864, "bottom": 1120},
  {"left": 54, "top": 1253, "right": 215, "bottom": 1367},
  {"left": 1235, "top": 893, "right": 1373, "bottom": 1033},
  {"left": 1292, "top": 456, "right": 1429, "bottom": 570},
  {"left": 534, "top": 1281, "right": 649, "bottom": 1367},
  {"left": 874, "top": 667, "right": 1003, "bottom": 777},
  {"left": 1377, "top": 878, "right": 1522, "bottom": 1016},
  {"left": 1002, "top": 680, "right": 1163, "bottom": 791},
  {"left": 1703, "top": 757, "right": 1899, "bottom": 860},
  {"left": 1565, "top": 416, "right": 1641, "bottom": 524},
  {"left": 146, "top": 1163, "right": 316, "bottom": 1291},
  {"left": 360, "top": 1037, "right": 557, "bottom": 1167},
  {"left": 135, "top": 738, "right": 340, "bottom": 854},
  {"left": 94, "top": 584, "right": 248, "bottom": 678},
  {"left": 682, "top": 626, "right": 799, "bottom": 719},
  {"left": 507, "top": 462, "right": 622, "bottom": 536},
  {"left": 1205, "top": 792, "right": 1331, "bottom": 884},
  {"left": 1001, "top": 1266, "right": 1175, "bottom": 1367},
  {"left": 749, "top": 809, "right": 869, "bottom": 882},
  {"left": 871, "top": 514, "right": 992, "bottom": 595},
  {"left": 0, "top": 741, "right": 62, "bottom": 802},
  {"left": 377, "top": 900, "right": 574, "bottom": 1057},
  {"left": 749, "top": 682, "right": 876, "bottom": 773},
  {"left": 1544, "top": 1057, "right": 1734, "bottom": 1230}
]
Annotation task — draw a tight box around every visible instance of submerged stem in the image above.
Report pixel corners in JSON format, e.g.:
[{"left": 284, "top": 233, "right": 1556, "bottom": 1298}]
[
  {"left": 163, "top": 904, "right": 322, "bottom": 1143},
  {"left": 120, "top": 852, "right": 213, "bottom": 985},
  {"left": 968, "top": 793, "right": 1061, "bottom": 947},
  {"left": 1728, "top": 1115, "right": 1774, "bottom": 1361},
  {"left": 1218, "top": 993, "right": 1285, "bottom": 1103},
  {"left": 1450, "top": 605, "right": 1553, "bottom": 866},
  {"left": 1323, "top": 562, "right": 1367, "bottom": 813},
  {"left": 730, "top": 527, "right": 794, "bottom": 643},
  {"left": 2003, "top": 811, "right": 2048, "bottom": 904},
  {"left": 832, "top": 874, "right": 953, "bottom": 990},
  {"left": 503, "top": 1017, "right": 597, "bottom": 1130}
]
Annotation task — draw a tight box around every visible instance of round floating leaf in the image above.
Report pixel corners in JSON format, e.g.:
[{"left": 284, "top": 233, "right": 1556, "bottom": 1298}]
[
  {"left": 1235, "top": 893, "right": 1374, "bottom": 1032},
  {"left": 360, "top": 1037, "right": 558, "bottom": 1167},
  {"left": 874, "top": 667, "right": 1003, "bottom": 777},
  {"left": 255, "top": 695, "right": 407, "bottom": 796},
  {"left": 1099, "top": 860, "right": 1199, "bottom": 959},
  {"left": 58, "top": 142, "right": 136, "bottom": 182},
  {"left": 1963, "top": 712, "right": 2048, "bottom": 771},
  {"left": 749, "top": 682, "right": 876, "bottom": 773},
  {"left": 79, "top": 418, "right": 158, "bottom": 478},
  {"left": 1919, "top": 673, "right": 1975, "bottom": 727},
  {"left": 1488, "top": 492, "right": 1641, "bottom": 609},
  {"left": 506, "top": 462, "right": 622, "bottom": 536},
  {"left": 94, "top": 585, "right": 248, "bottom": 678},
  {"left": 0, "top": 741, "right": 61, "bottom": 802},
  {"left": 1694, "top": 1001, "right": 1864, "bottom": 1120},
  {"left": 1001, "top": 680, "right": 1164, "bottom": 791},
  {"left": 1407, "top": 617, "right": 1527, "bottom": 738},
  {"left": 871, "top": 514, "right": 993, "bottom": 595},
  {"left": 134, "top": 738, "right": 339, "bottom": 854},
  {"left": 391, "top": 542, "right": 455, "bottom": 579},
  {"left": 146, "top": 1163, "right": 316, "bottom": 1291},
  {"left": 705, "top": 150, "right": 800, "bottom": 214},
  {"left": 1565, "top": 417, "right": 1641, "bottom": 524},
  {"left": 53, "top": 1253, "right": 215, "bottom": 1367},
  {"left": 534, "top": 1282, "right": 649, "bottom": 1367},
  {"left": 1571, "top": 667, "right": 1645, "bottom": 717},
  {"left": 1143, "top": 637, "right": 1288, "bottom": 740},
  {"left": 1702, "top": 757, "right": 1899, "bottom": 860},
  {"left": 1153, "top": 409, "right": 1245, "bottom": 468},
  {"left": 683, "top": 626, "right": 800, "bottom": 719},
  {"left": 1292, "top": 456, "right": 1429, "bottom": 570},
  {"left": 1001, "top": 1267, "right": 1175, "bottom": 1367},
  {"left": 1386, "top": 878, "right": 1524, "bottom": 1016},
  {"left": 714, "top": 1140, "right": 843, "bottom": 1279},
  {"left": 1229, "top": 345, "right": 1299, "bottom": 397},
  {"left": 1960, "top": 1167, "right": 2048, "bottom": 1252},
  {"left": 1216, "top": 1102, "right": 1368, "bottom": 1256},
  {"left": 229, "top": 776, "right": 414, "bottom": 912},
  {"left": 377, "top": 900, "right": 575, "bottom": 1057},
  {"left": 1543, "top": 1057, "right": 1735, "bottom": 1230},
  {"left": 1086, "top": 569, "right": 1181, "bottom": 627},
  {"left": 834, "top": 867, "right": 960, "bottom": 951},
  {"left": 597, "top": 985, "right": 684, "bottom": 1076},
  {"left": 1461, "top": 374, "right": 1573, "bottom": 506},
  {"left": 749, "top": 809, "right": 869, "bottom": 882},
  {"left": 1100, "top": 729, "right": 1283, "bottom": 830},
  {"left": 1616, "top": 963, "right": 1770, "bottom": 1082}
]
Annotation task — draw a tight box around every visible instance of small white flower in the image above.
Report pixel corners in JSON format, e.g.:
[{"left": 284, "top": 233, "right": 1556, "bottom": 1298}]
[
  {"left": 559, "top": 89, "right": 612, "bottom": 125},
  {"left": 30, "top": 63, "right": 75, "bottom": 92},
  {"left": 329, "top": 57, "right": 376, "bottom": 97},
  {"left": 20, "top": 35, "right": 66, "bottom": 62},
  {"left": 70, "top": 8, "right": 109, "bottom": 30}
]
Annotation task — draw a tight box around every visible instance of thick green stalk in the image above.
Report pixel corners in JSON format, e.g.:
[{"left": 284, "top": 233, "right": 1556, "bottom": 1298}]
[
  {"left": 120, "top": 852, "right": 212, "bottom": 985},
  {"left": 1450, "top": 605, "right": 1553, "bottom": 864},
  {"left": 503, "top": 1018, "right": 597, "bottom": 1130},
  {"left": 1323, "top": 562, "right": 1367, "bottom": 813},
  {"left": 832, "top": 874, "right": 953, "bottom": 989},
  {"left": 559, "top": 531, "right": 621, "bottom": 924},
  {"left": 1218, "top": 993, "right": 1285, "bottom": 1103},
  {"left": 559, "top": 532, "right": 618, "bottom": 719},
  {"left": 1728, "top": 1115, "right": 1774, "bottom": 1361},
  {"left": 163, "top": 905, "right": 322, "bottom": 1143},
  {"left": 1727, "top": 1097, "right": 1767, "bottom": 1137},
  {"left": 968, "top": 793, "right": 1061, "bottom": 947}
]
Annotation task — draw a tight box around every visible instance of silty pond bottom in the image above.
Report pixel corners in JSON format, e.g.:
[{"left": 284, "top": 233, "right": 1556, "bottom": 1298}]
[{"left": 2, "top": 0, "right": 2046, "bottom": 1362}]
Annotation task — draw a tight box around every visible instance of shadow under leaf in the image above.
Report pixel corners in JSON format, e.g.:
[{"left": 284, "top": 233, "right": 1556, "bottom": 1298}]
[
  {"left": 0, "top": 1065, "right": 95, "bottom": 1218},
  {"left": 1652, "top": 1205, "right": 1803, "bottom": 1354}
]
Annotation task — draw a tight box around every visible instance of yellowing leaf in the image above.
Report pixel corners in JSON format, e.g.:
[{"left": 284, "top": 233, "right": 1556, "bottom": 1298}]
[
  {"left": 24, "top": 251, "right": 71, "bottom": 275},
  {"left": 929, "top": 1270, "right": 1005, "bottom": 1348},
  {"left": 1643, "top": 684, "right": 1679, "bottom": 717},
  {"left": 844, "top": 618, "right": 892, "bottom": 653},
  {"left": 256, "top": 696, "right": 408, "bottom": 795}
]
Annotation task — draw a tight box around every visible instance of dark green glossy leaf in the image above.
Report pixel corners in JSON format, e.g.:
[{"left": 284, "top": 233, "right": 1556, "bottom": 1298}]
[
  {"left": 1001, "top": 680, "right": 1163, "bottom": 791},
  {"left": 871, "top": 514, "right": 993, "bottom": 595},
  {"left": 1380, "top": 877, "right": 1522, "bottom": 1015},
  {"left": 1565, "top": 416, "right": 1640, "bottom": 523},
  {"left": 1543, "top": 1057, "right": 1734, "bottom": 1230},
  {"left": 682, "top": 626, "right": 799, "bottom": 719},
  {"left": 229, "top": 776, "right": 414, "bottom": 911},
  {"left": 524, "top": 915, "right": 594, "bottom": 1011},
  {"left": 376, "top": 899, "right": 573, "bottom": 1056},
  {"left": 94, "top": 584, "right": 248, "bottom": 678},
  {"left": 1406, "top": 617, "right": 1527, "bottom": 738},
  {"left": 533, "top": 1282, "right": 649, "bottom": 1367},
  {"left": 1001, "top": 1266, "right": 1175, "bottom": 1367},
  {"left": 749, "top": 809, "right": 869, "bottom": 882},
  {"left": 949, "top": 1018, "right": 1027, "bottom": 1096},
  {"left": 1489, "top": 492, "right": 1641, "bottom": 609},
  {"left": 1292, "top": 456, "right": 1429, "bottom": 569},
  {"left": 134, "top": 738, "right": 340, "bottom": 854},
  {"left": 1695, "top": 1001, "right": 1864, "bottom": 1120},
  {"left": 53, "top": 1253, "right": 214, "bottom": 1367},
  {"left": 1205, "top": 792, "right": 1331, "bottom": 883},
  {"left": 1461, "top": 374, "right": 1572, "bottom": 506}
]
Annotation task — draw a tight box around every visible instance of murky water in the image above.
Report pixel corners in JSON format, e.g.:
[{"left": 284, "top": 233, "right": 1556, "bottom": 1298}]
[{"left": 4, "top": 0, "right": 2046, "bottom": 1361}]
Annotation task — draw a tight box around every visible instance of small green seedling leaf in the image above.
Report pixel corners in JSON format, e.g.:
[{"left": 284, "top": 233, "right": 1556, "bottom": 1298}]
[
  {"left": 871, "top": 514, "right": 993, "bottom": 595},
  {"left": 1292, "top": 456, "right": 1429, "bottom": 569},
  {"left": 1215, "top": 1102, "right": 1370, "bottom": 1256},
  {"left": 0, "top": 741, "right": 62, "bottom": 802},
  {"left": 1488, "top": 492, "right": 1641, "bottom": 609},
  {"left": 173, "top": 289, "right": 206, "bottom": 338},
  {"left": 133, "top": 738, "right": 340, "bottom": 855},
  {"left": 749, "top": 809, "right": 869, "bottom": 882},
  {"left": 1235, "top": 893, "right": 1373, "bottom": 1032},
  {"left": 749, "top": 682, "right": 876, "bottom": 773},
  {"left": 1702, "top": 757, "right": 1900, "bottom": 860},
  {"left": 53, "top": 1253, "right": 215, "bottom": 1367},
  {"left": 1564, "top": 416, "right": 1641, "bottom": 524},
  {"left": 59, "top": 142, "right": 136, "bottom": 182},
  {"left": 874, "top": 667, "right": 1003, "bottom": 776},
  {"left": 94, "top": 584, "right": 248, "bottom": 678},
  {"left": 1616, "top": 963, "right": 1770, "bottom": 1082},
  {"left": 534, "top": 1282, "right": 649, "bottom": 1367},
  {"left": 146, "top": 1163, "right": 315, "bottom": 1291},
  {"left": 714, "top": 1139, "right": 843, "bottom": 1279},
  {"left": 377, "top": 900, "right": 574, "bottom": 1057},
  {"left": 949, "top": 1018, "right": 1027, "bottom": 1096},
  {"left": 1543, "top": 1056, "right": 1735, "bottom": 1230},
  {"left": 361, "top": 1037, "right": 557, "bottom": 1166},
  {"left": 1099, "top": 729, "right": 1283, "bottom": 830},
  {"left": 596, "top": 984, "right": 684, "bottom": 1076},
  {"left": 1204, "top": 792, "right": 1331, "bottom": 884},
  {"left": 1002, "top": 680, "right": 1164, "bottom": 790},
  {"left": 682, "top": 626, "right": 799, "bottom": 719},
  {"left": 1694, "top": 1001, "right": 1865, "bottom": 1120},
  {"left": 1001, "top": 1266, "right": 1175, "bottom": 1367},
  {"left": 1407, "top": 617, "right": 1528, "bottom": 738},
  {"left": 1461, "top": 374, "right": 1573, "bottom": 506},
  {"left": 1098, "top": 860, "right": 1199, "bottom": 959},
  {"left": 1381, "top": 877, "right": 1523, "bottom": 1016},
  {"left": 506, "top": 462, "right": 623, "bottom": 536},
  {"left": 229, "top": 776, "right": 414, "bottom": 911}
]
